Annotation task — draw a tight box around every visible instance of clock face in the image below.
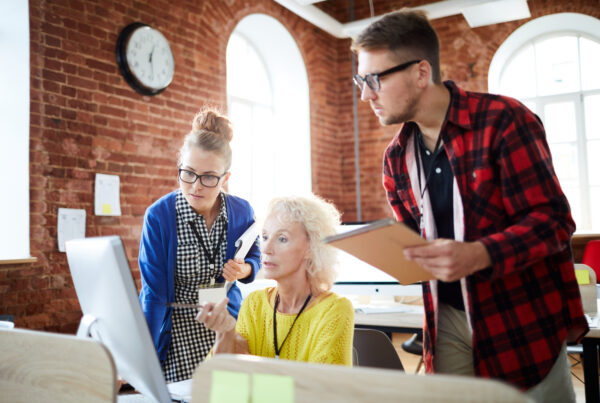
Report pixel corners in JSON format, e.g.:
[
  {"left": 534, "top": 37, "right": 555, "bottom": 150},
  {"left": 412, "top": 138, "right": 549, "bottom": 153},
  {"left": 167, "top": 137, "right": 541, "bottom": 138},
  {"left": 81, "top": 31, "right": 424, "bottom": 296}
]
[{"left": 116, "top": 23, "right": 174, "bottom": 95}]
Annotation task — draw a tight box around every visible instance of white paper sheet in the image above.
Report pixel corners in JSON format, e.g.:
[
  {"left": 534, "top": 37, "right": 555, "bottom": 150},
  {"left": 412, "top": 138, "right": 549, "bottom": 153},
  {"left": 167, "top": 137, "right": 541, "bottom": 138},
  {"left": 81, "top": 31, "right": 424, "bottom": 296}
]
[
  {"left": 94, "top": 173, "right": 121, "bottom": 216},
  {"left": 57, "top": 208, "right": 86, "bottom": 252}
]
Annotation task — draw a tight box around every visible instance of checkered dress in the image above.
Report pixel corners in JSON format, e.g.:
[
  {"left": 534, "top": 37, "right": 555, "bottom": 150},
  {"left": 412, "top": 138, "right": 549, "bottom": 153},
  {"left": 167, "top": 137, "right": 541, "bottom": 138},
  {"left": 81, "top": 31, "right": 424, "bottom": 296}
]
[{"left": 163, "top": 191, "right": 228, "bottom": 382}]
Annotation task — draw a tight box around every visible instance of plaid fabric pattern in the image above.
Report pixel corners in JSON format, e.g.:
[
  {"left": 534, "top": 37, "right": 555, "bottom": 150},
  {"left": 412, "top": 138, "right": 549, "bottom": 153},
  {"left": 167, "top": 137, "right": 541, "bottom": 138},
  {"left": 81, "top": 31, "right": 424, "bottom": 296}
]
[
  {"left": 382, "top": 81, "right": 588, "bottom": 389},
  {"left": 163, "top": 191, "right": 228, "bottom": 382}
]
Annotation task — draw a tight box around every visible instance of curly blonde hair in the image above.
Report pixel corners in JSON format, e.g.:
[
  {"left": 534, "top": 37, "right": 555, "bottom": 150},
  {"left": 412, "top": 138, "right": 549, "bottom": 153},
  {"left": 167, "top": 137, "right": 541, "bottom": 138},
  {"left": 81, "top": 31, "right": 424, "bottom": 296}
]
[{"left": 265, "top": 194, "right": 341, "bottom": 294}]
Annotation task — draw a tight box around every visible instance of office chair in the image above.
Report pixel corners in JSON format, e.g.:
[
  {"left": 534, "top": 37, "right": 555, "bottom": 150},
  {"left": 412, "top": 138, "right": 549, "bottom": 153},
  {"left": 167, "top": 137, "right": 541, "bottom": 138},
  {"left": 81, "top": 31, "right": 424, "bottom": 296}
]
[
  {"left": 567, "top": 263, "right": 597, "bottom": 382},
  {"left": 401, "top": 332, "right": 424, "bottom": 374},
  {"left": 583, "top": 240, "right": 600, "bottom": 280},
  {"left": 0, "top": 327, "right": 117, "bottom": 402},
  {"left": 353, "top": 328, "right": 404, "bottom": 371}
]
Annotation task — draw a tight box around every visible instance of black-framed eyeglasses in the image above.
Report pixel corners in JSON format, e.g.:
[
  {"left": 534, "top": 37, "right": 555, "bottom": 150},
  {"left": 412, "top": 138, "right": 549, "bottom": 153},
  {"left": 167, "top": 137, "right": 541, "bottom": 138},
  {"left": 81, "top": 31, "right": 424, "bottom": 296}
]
[
  {"left": 353, "top": 59, "right": 422, "bottom": 93},
  {"left": 178, "top": 169, "right": 227, "bottom": 188}
]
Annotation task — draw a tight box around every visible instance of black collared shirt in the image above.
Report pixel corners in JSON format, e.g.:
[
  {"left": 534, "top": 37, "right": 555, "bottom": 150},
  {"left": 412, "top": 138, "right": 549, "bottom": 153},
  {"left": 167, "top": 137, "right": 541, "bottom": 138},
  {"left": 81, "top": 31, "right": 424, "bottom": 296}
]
[{"left": 417, "top": 132, "right": 464, "bottom": 311}]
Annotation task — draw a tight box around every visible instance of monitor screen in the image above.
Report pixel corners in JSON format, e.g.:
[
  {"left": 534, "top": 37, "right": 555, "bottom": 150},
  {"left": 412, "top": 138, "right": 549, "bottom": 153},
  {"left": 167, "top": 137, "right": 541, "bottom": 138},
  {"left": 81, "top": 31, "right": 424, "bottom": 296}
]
[
  {"left": 65, "top": 236, "right": 172, "bottom": 403},
  {"left": 331, "top": 223, "right": 421, "bottom": 296}
]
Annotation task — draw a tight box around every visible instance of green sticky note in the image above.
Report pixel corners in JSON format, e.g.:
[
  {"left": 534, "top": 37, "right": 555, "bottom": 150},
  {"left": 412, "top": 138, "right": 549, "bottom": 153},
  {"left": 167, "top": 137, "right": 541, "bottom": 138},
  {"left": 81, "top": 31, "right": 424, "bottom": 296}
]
[
  {"left": 209, "top": 370, "right": 250, "bottom": 403},
  {"left": 101, "top": 203, "right": 112, "bottom": 215},
  {"left": 576, "top": 269, "right": 591, "bottom": 285},
  {"left": 253, "top": 373, "right": 294, "bottom": 403}
]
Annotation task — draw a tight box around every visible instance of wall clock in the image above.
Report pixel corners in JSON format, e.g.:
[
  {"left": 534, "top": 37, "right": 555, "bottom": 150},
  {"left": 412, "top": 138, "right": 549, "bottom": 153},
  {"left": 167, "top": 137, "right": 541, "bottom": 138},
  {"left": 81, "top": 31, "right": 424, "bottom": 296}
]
[{"left": 116, "top": 22, "right": 174, "bottom": 96}]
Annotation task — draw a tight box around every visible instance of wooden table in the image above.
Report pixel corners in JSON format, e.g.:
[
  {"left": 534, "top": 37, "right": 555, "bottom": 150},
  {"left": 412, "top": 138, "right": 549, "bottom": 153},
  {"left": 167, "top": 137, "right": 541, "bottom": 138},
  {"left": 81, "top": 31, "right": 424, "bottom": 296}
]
[{"left": 354, "top": 307, "right": 423, "bottom": 337}]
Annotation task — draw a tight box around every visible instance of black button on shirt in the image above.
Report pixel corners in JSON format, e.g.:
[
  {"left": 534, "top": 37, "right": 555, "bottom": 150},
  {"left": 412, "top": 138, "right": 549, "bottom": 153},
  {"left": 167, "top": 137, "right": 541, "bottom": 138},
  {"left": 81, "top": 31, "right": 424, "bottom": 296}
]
[{"left": 417, "top": 133, "right": 464, "bottom": 311}]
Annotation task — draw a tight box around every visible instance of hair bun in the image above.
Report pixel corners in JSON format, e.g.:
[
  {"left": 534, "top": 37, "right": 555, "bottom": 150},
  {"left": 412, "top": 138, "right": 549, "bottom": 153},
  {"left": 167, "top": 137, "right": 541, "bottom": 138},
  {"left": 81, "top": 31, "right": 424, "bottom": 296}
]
[{"left": 192, "top": 107, "right": 233, "bottom": 142}]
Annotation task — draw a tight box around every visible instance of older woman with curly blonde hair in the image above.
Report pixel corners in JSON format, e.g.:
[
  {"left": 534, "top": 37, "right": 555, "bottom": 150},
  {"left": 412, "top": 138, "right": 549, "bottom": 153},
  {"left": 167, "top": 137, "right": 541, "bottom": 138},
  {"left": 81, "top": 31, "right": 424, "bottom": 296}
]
[{"left": 196, "top": 193, "right": 354, "bottom": 366}]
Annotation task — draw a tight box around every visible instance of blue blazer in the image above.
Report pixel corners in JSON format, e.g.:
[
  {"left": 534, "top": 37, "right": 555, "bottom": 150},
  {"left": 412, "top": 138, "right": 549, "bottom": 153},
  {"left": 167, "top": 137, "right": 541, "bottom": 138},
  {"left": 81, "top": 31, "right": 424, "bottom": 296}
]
[{"left": 138, "top": 191, "right": 260, "bottom": 363}]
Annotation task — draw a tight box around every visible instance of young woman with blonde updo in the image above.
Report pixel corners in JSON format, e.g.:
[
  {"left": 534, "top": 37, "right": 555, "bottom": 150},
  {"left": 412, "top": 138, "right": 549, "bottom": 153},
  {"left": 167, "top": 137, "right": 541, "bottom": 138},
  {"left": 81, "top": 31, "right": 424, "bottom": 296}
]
[{"left": 138, "top": 107, "right": 260, "bottom": 382}]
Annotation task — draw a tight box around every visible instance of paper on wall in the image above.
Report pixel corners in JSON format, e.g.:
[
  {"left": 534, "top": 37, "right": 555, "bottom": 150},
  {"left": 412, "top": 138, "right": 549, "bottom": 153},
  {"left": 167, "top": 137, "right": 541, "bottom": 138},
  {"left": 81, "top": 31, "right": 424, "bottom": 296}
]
[
  {"left": 57, "top": 208, "right": 86, "bottom": 252},
  {"left": 94, "top": 173, "right": 121, "bottom": 216}
]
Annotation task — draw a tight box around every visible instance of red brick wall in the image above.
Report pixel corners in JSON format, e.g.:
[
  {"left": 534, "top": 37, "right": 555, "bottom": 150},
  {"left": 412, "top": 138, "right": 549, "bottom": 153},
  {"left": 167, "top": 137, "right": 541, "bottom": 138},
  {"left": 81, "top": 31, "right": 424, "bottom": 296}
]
[
  {"left": 1, "top": 0, "right": 598, "bottom": 332},
  {"left": 2, "top": 0, "right": 345, "bottom": 332}
]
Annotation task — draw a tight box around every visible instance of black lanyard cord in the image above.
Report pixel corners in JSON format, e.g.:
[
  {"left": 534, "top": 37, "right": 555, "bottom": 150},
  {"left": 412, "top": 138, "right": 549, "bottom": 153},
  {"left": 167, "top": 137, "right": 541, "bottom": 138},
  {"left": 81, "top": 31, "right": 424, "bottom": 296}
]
[
  {"left": 414, "top": 127, "right": 443, "bottom": 236},
  {"left": 273, "top": 292, "right": 312, "bottom": 358},
  {"left": 189, "top": 220, "right": 226, "bottom": 279}
]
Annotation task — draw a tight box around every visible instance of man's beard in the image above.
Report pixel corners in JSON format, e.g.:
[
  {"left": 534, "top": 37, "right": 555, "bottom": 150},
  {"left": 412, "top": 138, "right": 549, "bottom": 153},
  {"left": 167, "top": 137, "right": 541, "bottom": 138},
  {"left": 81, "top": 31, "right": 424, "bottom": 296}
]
[{"left": 377, "top": 93, "right": 419, "bottom": 126}]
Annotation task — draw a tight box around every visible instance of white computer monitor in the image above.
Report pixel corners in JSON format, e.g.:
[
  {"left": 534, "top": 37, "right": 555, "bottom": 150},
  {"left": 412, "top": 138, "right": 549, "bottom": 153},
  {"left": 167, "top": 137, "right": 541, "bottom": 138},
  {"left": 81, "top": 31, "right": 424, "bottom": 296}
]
[
  {"left": 65, "top": 236, "right": 173, "bottom": 403},
  {"left": 330, "top": 223, "right": 421, "bottom": 296}
]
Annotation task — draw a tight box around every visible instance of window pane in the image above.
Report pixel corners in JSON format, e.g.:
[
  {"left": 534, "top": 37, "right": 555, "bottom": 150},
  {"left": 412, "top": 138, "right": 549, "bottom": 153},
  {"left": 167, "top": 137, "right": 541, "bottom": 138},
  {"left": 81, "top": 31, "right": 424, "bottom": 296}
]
[
  {"left": 544, "top": 101, "right": 577, "bottom": 143},
  {"left": 499, "top": 43, "right": 536, "bottom": 98},
  {"left": 549, "top": 142, "right": 579, "bottom": 187},
  {"left": 226, "top": 34, "right": 272, "bottom": 104},
  {"left": 584, "top": 94, "right": 600, "bottom": 140},
  {"left": 588, "top": 140, "right": 600, "bottom": 186},
  {"left": 562, "top": 185, "right": 582, "bottom": 230},
  {"left": 522, "top": 100, "right": 536, "bottom": 115},
  {"left": 580, "top": 37, "right": 600, "bottom": 91},
  {"left": 250, "top": 104, "right": 274, "bottom": 218},
  {"left": 226, "top": 35, "right": 247, "bottom": 99},
  {"left": 228, "top": 101, "right": 253, "bottom": 200},
  {"left": 536, "top": 36, "right": 580, "bottom": 96},
  {"left": 590, "top": 186, "right": 600, "bottom": 231}
]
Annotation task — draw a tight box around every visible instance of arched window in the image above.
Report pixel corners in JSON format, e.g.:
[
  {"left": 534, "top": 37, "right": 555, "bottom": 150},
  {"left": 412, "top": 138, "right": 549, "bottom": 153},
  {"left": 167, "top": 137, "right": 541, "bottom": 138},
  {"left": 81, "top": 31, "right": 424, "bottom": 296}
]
[
  {"left": 226, "top": 14, "right": 311, "bottom": 219},
  {"left": 489, "top": 13, "right": 600, "bottom": 232}
]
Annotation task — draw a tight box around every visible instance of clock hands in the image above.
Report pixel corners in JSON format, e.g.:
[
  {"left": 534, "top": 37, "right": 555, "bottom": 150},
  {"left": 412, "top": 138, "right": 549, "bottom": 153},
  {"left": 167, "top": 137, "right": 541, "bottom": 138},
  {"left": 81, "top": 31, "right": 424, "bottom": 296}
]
[{"left": 148, "top": 45, "right": 156, "bottom": 80}]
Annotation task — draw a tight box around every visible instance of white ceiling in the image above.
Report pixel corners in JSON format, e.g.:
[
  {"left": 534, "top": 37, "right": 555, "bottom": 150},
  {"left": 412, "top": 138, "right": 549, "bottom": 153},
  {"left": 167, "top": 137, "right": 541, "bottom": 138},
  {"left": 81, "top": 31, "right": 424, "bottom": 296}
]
[{"left": 273, "top": 0, "right": 531, "bottom": 38}]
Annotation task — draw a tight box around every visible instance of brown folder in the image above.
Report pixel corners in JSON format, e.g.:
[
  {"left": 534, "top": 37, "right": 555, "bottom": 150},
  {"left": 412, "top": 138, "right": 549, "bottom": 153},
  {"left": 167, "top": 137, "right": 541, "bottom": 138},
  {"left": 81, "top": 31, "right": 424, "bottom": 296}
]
[{"left": 323, "top": 219, "right": 434, "bottom": 285}]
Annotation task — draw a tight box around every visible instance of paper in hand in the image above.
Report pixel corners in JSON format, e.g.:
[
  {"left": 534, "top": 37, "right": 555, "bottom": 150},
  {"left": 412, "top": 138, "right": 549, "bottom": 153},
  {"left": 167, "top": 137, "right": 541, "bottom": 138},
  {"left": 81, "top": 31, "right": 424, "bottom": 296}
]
[
  {"left": 234, "top": 222, "right": 259, "bottom": 260},
  {"left": 198, "top": 281, "right": 234, "bottom": 305}
]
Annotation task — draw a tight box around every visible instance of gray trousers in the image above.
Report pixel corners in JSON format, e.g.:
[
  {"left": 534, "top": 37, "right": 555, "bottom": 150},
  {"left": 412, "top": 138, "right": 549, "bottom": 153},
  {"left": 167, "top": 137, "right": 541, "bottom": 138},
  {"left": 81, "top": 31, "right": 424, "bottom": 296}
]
[{"left": 433, "top": 303, "right": 576, "bottom": 403}]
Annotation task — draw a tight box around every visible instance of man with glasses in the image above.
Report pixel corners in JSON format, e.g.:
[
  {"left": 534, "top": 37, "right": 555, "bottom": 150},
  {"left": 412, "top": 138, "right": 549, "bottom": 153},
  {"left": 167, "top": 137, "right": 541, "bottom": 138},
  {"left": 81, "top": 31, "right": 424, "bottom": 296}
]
[{"left": 352, "top": 10, "right": 587, "bottom": 401}]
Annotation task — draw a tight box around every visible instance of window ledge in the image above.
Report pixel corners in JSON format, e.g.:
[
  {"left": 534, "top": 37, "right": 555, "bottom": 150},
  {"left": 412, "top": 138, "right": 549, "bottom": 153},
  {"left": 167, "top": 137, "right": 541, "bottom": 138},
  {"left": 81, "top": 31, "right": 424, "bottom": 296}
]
[{"left": 0, "top": 257, "right": 37, "bottom": 265}]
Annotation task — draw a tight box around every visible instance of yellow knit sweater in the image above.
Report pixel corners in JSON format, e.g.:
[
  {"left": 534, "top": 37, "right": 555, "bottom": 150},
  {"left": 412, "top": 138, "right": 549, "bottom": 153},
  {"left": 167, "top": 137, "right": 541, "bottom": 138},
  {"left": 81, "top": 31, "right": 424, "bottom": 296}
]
[{"left": 236, "top": 287, "right": 354, "bottom": 366}]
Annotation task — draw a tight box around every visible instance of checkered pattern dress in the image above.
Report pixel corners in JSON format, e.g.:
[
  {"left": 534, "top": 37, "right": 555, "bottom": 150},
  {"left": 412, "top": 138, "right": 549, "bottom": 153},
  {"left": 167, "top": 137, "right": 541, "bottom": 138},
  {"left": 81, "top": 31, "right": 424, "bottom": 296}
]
[{"left": 163, "top": 191, "right": 228, "bottom": 382}]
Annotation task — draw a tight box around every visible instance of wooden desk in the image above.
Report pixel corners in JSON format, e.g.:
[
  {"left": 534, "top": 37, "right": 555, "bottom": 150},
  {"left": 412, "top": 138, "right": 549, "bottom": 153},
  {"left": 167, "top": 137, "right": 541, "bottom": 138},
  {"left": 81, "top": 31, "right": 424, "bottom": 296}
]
[{"left": 354, "top": 307, "right": 423, "bottom": 336}]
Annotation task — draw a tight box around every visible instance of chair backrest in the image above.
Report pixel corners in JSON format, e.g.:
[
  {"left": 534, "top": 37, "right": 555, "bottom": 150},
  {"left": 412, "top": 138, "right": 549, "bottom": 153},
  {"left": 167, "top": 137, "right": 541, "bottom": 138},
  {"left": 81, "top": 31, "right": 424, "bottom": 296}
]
[
  {"left": 0, "top": 328, "right": 117, "bottom": 403},
  {"left": 192, "top": 354, "right": 533, "bottom": 403},
  {"left": 353, "top": 328, "right": 404, "bottom": 371},
  {"left": 575, "top": 263, "right": 597, "bottom": 315},
  {"left": 583, "top": 240, "right": 600, "bottom": 278}
]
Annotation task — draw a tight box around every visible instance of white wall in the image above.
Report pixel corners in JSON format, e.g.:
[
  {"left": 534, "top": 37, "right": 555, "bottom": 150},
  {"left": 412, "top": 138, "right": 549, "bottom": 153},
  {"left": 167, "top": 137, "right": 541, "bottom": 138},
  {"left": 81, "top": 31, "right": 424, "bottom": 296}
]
[{"left": 0, "top": 0, "right": 30, "bottom": 259}]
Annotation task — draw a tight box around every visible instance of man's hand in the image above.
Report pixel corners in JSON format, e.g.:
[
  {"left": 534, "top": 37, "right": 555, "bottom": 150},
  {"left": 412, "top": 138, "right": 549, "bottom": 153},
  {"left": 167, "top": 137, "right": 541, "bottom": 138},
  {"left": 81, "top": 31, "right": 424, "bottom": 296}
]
[
  {"left": 403, "top": 240, "right": 491, "bottom": 282},
  {"left": 222, "top": 258, "right": 251, "bottom": 282}
]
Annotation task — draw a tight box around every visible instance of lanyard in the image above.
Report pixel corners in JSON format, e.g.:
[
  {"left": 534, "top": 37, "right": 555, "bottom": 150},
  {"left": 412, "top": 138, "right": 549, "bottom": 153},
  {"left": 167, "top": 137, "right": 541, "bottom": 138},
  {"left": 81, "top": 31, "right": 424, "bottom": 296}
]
[
  {"left": 414, "top": 128, "right": 443, "bottom": 237},
  {"left": 189, "top": 220, "right": 226, "bottom": 286},
  {"left": 272, "top": 292, "right": 312, "bottom": 359}
]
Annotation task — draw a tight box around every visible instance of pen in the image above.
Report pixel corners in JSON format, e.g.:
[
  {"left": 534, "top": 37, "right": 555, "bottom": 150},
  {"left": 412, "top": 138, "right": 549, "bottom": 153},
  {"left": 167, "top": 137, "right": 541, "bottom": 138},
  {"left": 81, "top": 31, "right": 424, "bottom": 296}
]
[{"left": 166, "top": 302, "right": 205, "bottom": 310}]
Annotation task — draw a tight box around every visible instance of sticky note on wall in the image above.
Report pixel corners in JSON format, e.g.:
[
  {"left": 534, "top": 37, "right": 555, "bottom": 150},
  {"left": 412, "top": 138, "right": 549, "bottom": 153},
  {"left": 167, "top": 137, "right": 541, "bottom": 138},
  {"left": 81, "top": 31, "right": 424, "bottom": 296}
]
[{"left": 576, "top": 269, "right": 591, "bottom": 285}]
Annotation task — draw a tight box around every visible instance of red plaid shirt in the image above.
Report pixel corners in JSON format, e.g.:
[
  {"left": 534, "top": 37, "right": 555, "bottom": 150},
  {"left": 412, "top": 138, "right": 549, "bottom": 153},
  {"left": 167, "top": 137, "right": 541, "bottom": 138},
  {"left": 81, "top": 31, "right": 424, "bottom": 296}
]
[{"left": 383, "top": 81, "right": 588, "bottom": 390}]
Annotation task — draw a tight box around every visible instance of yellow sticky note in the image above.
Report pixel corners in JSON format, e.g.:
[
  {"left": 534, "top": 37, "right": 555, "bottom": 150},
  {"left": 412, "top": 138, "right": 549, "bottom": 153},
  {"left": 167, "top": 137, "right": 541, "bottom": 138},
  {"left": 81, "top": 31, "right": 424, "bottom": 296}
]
[
  {"left": 253, "top": 373, "right": 294, "bottom": 403},
  {"left": 101, "top": 203, "right": 112, "bottom": 215},
  {"left": 209, "top": 370, "right": 250, "bottom": 403},
  {"left": 576, "top": 269, "right": 590, "bottom": 285}
]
